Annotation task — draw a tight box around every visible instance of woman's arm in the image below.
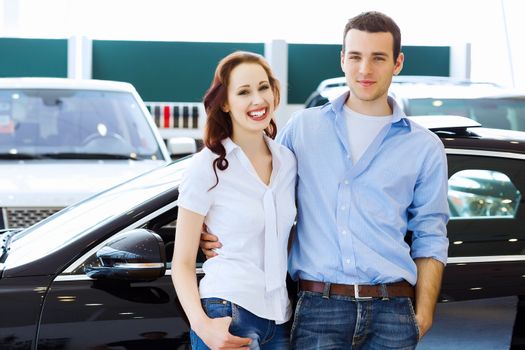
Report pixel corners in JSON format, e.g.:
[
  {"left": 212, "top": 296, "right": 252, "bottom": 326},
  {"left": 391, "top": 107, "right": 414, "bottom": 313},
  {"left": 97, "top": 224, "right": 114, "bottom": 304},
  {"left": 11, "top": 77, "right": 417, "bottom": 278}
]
[{"left": 172, "top": 208, "right": 251, "bottom": 349}]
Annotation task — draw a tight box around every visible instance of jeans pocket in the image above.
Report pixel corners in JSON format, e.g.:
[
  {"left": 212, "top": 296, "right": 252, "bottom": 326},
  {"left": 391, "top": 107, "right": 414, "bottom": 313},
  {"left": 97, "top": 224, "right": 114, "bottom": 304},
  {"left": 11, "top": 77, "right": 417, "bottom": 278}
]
[
  {"left": 202, "top": 298, "right": 232, "bottom": 319},
  {"left": 406, "top": 298, "right": 421, "bottom": 341}
]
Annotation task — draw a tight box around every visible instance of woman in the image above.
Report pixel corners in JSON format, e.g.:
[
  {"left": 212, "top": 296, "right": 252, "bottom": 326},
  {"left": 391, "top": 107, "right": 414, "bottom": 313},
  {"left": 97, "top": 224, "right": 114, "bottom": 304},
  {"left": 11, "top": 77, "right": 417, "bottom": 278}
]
[{"left": 172, "top": 51, "right": 296, "bottom": 350}]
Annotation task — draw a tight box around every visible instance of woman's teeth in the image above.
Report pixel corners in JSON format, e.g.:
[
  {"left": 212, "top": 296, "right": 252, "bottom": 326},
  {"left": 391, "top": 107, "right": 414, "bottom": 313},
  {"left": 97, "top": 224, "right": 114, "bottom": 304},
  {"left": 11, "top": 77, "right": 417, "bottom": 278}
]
[{"left": 249, "top": 109, "right": 266, "bottom": 117}]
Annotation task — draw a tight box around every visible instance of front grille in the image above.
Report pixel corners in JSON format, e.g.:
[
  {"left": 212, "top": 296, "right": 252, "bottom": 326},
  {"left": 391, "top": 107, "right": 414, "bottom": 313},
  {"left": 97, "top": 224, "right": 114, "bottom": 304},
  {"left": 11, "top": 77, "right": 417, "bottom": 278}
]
[{"left": 2, "top": 207, "right": 63, "bottom": 229}]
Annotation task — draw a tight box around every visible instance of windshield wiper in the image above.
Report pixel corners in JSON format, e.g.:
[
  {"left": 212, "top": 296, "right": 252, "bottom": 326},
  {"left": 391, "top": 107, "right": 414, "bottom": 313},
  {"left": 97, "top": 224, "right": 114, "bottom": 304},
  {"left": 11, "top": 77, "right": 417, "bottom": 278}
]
[
  {"left": 0, "top": 153, "right": 47, "bottom": 160},
  {"left": 40, "top": 152, "right": 141, "bottom": 160},
  {"left": 0, "top": 228, "right": 23, "bottom": 262}
]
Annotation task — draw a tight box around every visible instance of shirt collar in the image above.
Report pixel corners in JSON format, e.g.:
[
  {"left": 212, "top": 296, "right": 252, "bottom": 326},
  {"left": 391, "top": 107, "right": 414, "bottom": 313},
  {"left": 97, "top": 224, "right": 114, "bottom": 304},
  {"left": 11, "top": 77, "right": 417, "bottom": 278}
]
[
  {"left": 222, "top": 137, "right": 238, "bottom": 155},
  {"left": 221, "top": 135, "right": 282, "bottom": 172},
  {"left": 330, "top": 91, "right": 411, "bottom": 130}
]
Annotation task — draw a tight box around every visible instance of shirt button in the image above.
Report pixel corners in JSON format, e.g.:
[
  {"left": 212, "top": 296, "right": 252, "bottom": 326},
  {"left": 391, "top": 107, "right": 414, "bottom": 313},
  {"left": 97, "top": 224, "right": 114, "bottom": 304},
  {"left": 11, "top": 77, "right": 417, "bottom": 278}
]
[
  {"left": 341, "top": 206, "right": 346, "bottom": 211},
  {"left": 345, "top": 259, "right": 351, "bottom": 264},
  {"left": 341, "top": 230, "right": 347, "bottom": 235},
  {"left": 344, "top": 180, "right": 349, "bottom": 185},
  {"left": 346, "top": 155, "right": 351, "bottom": 159}
]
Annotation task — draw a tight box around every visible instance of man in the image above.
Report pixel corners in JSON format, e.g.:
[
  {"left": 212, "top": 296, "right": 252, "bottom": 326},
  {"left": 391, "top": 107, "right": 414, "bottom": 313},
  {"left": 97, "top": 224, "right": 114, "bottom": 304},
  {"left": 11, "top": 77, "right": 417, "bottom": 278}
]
[{"left": 201, "top": 11, "right": 449, "bottom": 349}]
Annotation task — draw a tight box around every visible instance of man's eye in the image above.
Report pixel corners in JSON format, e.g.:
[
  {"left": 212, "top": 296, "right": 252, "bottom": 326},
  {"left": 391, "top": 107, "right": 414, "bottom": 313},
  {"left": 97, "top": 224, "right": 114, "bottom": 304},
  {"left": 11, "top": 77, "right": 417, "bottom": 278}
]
[
  {"left": 374, "top": 57, "right": 386, "bottom": 61},
  {"left": 349, "top": 56, "right": 360, "bottom": 60}
]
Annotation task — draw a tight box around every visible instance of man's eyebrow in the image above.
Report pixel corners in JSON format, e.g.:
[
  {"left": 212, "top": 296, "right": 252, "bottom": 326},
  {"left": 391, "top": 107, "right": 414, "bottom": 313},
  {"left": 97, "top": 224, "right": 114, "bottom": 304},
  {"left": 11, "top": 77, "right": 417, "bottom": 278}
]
[{"left": 346, "top": 51, "right": 390, "bottom": 57}]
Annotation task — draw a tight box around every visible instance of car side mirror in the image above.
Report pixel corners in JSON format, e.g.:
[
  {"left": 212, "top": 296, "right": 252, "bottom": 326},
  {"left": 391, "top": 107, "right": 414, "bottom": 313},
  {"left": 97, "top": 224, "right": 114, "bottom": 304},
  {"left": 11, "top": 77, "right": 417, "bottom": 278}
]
[
  {"left": 167, "top": 137, "right": 197, "bottom": 158},
  {"left": 84, "top": 228, "right": 166, "bottom": 281}
]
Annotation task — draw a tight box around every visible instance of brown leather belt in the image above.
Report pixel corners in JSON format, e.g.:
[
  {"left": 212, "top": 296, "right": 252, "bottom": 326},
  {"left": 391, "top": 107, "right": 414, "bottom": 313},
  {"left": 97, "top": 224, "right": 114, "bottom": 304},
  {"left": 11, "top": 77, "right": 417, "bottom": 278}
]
[{"left": 299, "top": 279, "right": 415, "bottom": 299}]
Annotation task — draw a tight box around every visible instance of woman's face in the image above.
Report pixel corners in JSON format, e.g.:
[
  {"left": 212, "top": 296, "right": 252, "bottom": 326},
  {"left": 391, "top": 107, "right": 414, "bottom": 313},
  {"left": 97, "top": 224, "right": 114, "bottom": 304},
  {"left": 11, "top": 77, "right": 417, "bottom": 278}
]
[{"left": 224, "top": 62, "right": 275, "bottom": 137}]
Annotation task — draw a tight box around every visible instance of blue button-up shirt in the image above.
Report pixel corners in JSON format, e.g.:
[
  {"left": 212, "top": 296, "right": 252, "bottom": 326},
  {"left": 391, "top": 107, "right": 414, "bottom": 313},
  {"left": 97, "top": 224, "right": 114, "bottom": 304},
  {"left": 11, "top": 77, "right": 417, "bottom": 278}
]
[{"left": 278, "top": 92, "right": 449, "bottom": 285}]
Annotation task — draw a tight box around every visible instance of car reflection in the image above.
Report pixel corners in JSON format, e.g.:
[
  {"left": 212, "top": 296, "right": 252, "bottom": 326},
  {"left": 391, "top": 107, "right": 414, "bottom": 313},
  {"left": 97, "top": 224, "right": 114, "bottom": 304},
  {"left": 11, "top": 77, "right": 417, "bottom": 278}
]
[{"left": 448, "top": 170, "right": 521, "bottom": 218}]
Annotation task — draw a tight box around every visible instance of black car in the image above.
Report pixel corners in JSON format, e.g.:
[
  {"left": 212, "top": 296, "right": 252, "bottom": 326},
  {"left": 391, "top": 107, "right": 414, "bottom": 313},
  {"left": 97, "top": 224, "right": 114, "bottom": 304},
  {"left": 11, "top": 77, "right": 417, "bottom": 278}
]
[{"left": 1, "top": 116, "right": 524, "bottom": 349}]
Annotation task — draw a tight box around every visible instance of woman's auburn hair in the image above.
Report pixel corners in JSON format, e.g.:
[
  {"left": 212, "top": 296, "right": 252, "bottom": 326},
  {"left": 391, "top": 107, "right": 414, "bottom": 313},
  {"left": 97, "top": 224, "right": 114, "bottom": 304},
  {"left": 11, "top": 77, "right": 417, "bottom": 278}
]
[{"left": 203, "top": 51, "right": 280, "bottom": 189}]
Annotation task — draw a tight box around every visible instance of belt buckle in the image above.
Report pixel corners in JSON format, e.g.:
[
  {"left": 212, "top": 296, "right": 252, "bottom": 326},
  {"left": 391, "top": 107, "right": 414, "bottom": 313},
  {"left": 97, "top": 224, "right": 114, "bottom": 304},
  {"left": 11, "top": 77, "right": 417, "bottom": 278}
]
[{"left": 353, "top": 284, "right": 373, "bottom": 300}]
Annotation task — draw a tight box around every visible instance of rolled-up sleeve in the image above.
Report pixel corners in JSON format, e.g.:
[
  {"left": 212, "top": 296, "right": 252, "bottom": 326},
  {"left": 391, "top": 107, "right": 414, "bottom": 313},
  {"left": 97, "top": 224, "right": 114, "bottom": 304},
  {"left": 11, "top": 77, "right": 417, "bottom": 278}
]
[{"left": 408, "top": 141, "right": 450, "bottom": 265}]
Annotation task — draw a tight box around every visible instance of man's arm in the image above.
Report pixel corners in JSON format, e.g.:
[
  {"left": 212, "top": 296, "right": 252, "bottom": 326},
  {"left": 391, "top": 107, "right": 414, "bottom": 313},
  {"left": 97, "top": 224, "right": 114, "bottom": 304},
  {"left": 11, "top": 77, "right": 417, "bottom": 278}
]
[
  {"left": 199, "top": 225, "right": 221, "bottom": 258},
  {"left": 414, "top": 257, "right": 444, "bottom": 339},
  {"left": 408, "top": 140, "right": 450, "bottom": 339}
]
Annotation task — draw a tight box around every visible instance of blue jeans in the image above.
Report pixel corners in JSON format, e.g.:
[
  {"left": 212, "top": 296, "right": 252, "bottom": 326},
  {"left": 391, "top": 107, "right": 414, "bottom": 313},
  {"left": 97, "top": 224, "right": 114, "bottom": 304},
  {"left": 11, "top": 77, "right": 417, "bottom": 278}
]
[
  {"left": 190, "top": 298, "right": 290, "bottom": 350},
  {"left": 291, "top": 291, "right": 419, "bottom": 350}
]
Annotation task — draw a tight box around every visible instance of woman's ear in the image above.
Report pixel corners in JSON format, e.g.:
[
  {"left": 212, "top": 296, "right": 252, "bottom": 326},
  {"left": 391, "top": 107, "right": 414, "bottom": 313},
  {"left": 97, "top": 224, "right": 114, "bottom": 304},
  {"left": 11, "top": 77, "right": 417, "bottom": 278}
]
[{"left": 221, "top": 104, "right": 229, "bottom": 113}]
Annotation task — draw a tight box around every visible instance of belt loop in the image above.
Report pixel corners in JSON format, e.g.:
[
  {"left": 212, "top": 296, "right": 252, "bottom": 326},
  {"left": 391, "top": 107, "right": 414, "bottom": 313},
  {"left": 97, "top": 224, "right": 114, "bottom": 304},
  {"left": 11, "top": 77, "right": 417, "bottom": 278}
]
[
  {"left": 322, "top": 282, "right": 331, "bottom": 299},
  {"left": 380, "top": 283, "right": 389, "bottom": 300}
]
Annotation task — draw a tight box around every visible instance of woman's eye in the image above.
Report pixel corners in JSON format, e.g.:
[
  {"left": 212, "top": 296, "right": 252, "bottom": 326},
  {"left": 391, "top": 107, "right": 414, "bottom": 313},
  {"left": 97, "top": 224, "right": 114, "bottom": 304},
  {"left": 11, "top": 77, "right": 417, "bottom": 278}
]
[
  {"left": 260, "top": 85, "right": 270, "bottom": 91},
  {"left": 238, "top": 90, "right": 249, "bottom": 95}
]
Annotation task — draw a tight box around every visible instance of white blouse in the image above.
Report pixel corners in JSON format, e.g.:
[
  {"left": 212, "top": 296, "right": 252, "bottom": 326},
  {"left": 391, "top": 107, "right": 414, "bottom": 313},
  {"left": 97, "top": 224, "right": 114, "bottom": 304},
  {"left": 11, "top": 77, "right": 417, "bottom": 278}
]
[{"left": 177, "top": 136, "right": 297, "bottom": 324}]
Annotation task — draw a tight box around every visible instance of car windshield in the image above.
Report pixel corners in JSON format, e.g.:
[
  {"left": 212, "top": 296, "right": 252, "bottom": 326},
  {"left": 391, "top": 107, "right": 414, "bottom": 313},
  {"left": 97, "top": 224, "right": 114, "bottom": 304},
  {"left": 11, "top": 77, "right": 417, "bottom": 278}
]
[
  {"left": 5, "top": 158, "right": 189, "bottom": 269},
  {"left": 0, "top": 89, "right": 163, "bottom": 160},
  {"left": 405, "top": 97, "right": 525, "bottom": 131}
]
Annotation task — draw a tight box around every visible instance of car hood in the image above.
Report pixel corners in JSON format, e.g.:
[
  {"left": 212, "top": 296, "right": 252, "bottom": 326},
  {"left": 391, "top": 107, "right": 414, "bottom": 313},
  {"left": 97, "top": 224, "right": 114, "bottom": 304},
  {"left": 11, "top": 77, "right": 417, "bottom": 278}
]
[{"left": 0, "top": 160, "right": 167, "bottom": 207}]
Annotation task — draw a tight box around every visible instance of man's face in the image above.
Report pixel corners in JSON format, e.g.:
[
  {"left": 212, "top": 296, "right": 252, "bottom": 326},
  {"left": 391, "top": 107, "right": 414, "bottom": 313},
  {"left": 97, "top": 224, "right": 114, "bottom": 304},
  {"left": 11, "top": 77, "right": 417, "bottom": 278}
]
[{"left": 341, "top": 29, "right": 404, "bottom": 105}]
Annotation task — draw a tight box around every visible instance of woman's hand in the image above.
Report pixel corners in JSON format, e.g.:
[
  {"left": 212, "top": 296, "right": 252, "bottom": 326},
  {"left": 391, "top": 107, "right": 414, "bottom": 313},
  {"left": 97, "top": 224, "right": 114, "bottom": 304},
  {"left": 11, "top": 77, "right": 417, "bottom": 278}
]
[{"left": 194, "top": 316, "right": 251, "bottom": 349}]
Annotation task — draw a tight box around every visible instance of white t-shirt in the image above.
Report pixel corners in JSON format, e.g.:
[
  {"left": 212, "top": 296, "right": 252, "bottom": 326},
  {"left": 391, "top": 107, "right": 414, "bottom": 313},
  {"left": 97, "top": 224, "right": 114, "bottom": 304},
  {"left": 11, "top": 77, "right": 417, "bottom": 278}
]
[
  {"left": 177, "top": 136, "right": 297, "bottom": 324},
  {"left": 344, "top": 105, "right": 393, "bottom": 164}
]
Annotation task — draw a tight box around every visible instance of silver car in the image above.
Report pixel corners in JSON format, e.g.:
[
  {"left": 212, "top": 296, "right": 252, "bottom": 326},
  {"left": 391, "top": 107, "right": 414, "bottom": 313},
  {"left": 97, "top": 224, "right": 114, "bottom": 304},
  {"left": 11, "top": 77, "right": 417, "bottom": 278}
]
[{"left": 305, "top": 76, "right": 525, "bottom": 132}]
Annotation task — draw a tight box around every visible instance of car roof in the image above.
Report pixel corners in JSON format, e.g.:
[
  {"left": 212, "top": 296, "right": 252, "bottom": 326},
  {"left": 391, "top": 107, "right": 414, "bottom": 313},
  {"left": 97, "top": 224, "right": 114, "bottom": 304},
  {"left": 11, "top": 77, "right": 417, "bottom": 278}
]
[
  {"left": 315, "top": 76, "right": 525, "bottom": 101},
  {"left": 391, "top": 83, "right": 525, "bottom": 99},
  {"left": 412, "top": 115, "right": 525, "bottom": 154},
  {"left": 441, "top": 129, "right": 525, "bottom": 155},
  {"left": 0, "top": 77, "right": 136, "bottom": 92}
]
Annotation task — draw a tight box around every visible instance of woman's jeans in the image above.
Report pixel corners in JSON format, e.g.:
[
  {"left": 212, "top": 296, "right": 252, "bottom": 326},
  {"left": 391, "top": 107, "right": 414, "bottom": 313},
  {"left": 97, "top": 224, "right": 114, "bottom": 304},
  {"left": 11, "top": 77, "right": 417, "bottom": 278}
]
[
  {"left": 291, "top": 291, "right": 420, "bottom": 350},
  {"left": 190, "top": 298, "right": 290, "bottom": 350}
]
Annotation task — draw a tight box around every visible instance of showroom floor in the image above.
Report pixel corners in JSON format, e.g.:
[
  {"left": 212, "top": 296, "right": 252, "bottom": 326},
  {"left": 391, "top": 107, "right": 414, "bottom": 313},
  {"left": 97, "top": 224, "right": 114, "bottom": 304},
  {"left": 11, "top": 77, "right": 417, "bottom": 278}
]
[{"left": 417, "top": 296, "right": 519, "bottom": 349}]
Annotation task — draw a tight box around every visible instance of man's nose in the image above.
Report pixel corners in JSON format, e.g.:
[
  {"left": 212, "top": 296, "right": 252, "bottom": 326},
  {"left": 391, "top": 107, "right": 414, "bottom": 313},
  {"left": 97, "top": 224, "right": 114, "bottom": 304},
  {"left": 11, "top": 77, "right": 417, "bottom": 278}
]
[{"left": 359, "top": 59, "right": 372, "bottom": 74}]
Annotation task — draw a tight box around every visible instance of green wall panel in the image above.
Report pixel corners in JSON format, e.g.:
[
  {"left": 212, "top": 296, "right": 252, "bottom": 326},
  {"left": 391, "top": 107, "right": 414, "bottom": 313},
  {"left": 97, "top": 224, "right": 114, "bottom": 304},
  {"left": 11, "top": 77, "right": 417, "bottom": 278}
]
[
  {"left": 288, "top": 44, "right": 343, "bottom": 104},
  {"left": 402, "top": 46, "right": 450, "bottom": 77},
  {"left": 92, "top": 41, "right": 264, "bottom": 102},
  {"left": 288, "top": 44, "right": 450, "bottom": 104},
  {"left": 0, "top": 38, "right": 67, "bottom": 78}
]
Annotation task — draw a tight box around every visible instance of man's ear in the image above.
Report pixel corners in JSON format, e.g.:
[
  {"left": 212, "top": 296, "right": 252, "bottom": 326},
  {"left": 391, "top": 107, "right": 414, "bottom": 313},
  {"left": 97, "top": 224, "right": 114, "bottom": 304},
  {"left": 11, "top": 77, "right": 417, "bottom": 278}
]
[
  {"left": 340, "top": 50, "right": 345, "bottom": 73},
  {"left": 393, "top": 52, "right": 404, "bottom": 76}
]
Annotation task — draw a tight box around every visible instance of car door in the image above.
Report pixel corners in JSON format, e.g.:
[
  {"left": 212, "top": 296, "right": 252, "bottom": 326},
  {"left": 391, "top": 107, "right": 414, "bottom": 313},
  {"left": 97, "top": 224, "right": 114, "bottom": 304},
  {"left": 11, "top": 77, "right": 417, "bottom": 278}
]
[
  {"left": 36, "top": 205, "right": 203, "bottom": 350},
  {"left": 442, "top": 151, "right": 525, "bottom": 301}
]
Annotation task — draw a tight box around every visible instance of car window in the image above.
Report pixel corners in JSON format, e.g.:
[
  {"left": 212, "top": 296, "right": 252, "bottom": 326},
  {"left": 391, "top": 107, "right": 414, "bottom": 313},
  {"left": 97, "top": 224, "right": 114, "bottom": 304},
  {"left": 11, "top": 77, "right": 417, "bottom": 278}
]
[
  {"left": 448, "top": 169, "right": 521, "bottom": 219},
  {"left": 406, "top": 98, "right": 525, "bottom": 132},
  {"left": 0, "top": 89, "right": 163, "bottom": 159}
]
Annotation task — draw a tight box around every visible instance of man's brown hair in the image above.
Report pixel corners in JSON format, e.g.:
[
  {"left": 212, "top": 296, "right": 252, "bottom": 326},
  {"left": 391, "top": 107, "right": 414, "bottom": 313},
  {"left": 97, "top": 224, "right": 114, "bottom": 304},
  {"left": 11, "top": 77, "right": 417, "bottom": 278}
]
[{"left": 343, "top": 11, "right": 401, "bottom": 62}]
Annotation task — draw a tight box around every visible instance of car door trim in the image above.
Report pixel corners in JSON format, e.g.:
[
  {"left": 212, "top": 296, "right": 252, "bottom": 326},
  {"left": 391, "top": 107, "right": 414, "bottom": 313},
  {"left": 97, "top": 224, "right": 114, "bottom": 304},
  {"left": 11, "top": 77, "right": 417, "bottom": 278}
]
[
  {"left": 55, "top": 267, "right": 204, "bottom": 282},
  {"left": 445, "top": 148, "right": 525, "bottom": 160},
  {"left": 448, "top": 255, "right": 525, "bottom": 264}
]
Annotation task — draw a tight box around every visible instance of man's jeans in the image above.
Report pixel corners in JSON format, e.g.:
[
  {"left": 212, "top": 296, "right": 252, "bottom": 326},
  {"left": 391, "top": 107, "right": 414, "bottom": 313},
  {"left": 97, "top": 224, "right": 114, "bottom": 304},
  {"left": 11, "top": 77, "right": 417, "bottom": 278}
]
[
  {"left": 291, "top": 291, "right": 420, "bottom": 350},
  {"left": 190, "top": 298, "right": 290, "bottom": 350}
]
